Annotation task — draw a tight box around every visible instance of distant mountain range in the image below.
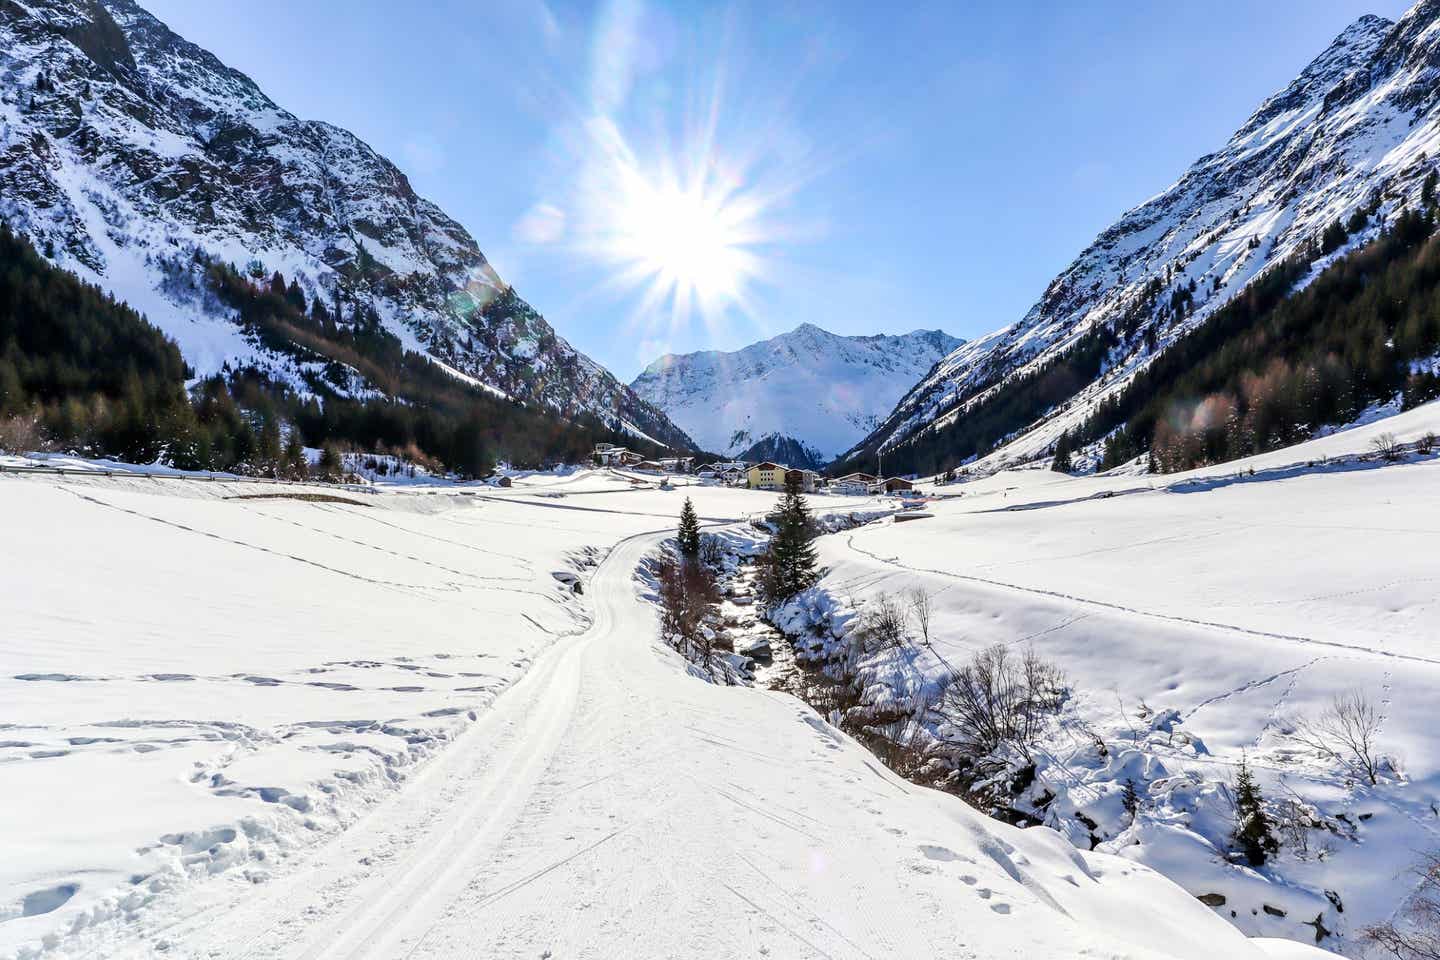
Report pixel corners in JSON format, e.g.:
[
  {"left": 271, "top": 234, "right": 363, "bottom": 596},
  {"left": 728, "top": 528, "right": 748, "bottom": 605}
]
[
  {"left": 631, "top": 324, "right": 961, "bottom": 467},
  {"left": 837, "top": 4, "right": 1440, "bottom": 476},
  {"left": 0, "top": 0, "right": 694, "bottom": 450}
]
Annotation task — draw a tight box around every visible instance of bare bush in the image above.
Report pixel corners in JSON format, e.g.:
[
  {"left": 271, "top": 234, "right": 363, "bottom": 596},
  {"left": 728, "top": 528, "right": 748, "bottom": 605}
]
[
  {"left": 656, "top": 554, "right": 723, "bottom": 677},
  {"left": 699, "top": 533, "right": 724, "bottom": 567},
  {"left": 907, "top": 585, "right": 935, "bottom": 646},
  {"left": 0, "top": 411, "right": 45, "bottom": 454},
  {"left": 855, "top": 591, "right": 910, "bottom": 650},
  {"left": 1372, "top": 431, "right": 1403, "bottom": 461},
  {"left": 1364, "top": 851, "right": 1440, "bottom": 959},
  {"left": 937, "top": 644, "right": 1067, "bottom": 765},
  {"left": 1289, "top": 689, "right": 1386, "bottom": 785},
  {"left": 1420, "top": 432, "right": 1438, "bottom": 456},
  {"left": 1272, "top": 789, "right": 1318, "bottom": 858}
]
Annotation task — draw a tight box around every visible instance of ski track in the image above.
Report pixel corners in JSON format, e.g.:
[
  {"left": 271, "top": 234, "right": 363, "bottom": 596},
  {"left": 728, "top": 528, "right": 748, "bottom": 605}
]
[
  {"left": 842, "top": 532, "right": 1440, "bottom": 669},
  {"left": 44, "top": 511, "right": 1268, "bottom": 960}
]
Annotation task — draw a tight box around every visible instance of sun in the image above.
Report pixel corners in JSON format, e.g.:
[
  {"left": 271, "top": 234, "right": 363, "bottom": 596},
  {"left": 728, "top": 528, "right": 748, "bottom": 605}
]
[
  {"left": 616, "top": 176, "right": 746, "bottom": 301},
  {"left": 604, "top": 158, "right": 762, "bottom": 322},
  {"left": 565, "top": 113, "right": 772, "bottom": 334}
]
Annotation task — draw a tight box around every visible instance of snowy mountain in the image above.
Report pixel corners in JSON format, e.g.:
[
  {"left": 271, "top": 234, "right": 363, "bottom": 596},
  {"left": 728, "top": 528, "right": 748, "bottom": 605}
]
[
  {"left": 0, "top": 0, "right": 694, "bottom": 449},
  {"left": 843, "top": 4, "right": 1440, "bottom": 471},
  {"left": 631, "top": 323, "right": 961, "bottom": 464}
]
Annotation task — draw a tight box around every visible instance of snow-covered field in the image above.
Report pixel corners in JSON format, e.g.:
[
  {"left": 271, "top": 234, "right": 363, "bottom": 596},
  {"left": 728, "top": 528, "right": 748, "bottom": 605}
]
[
  {"left": 773, "top": 400, "right": 1440, "bottom": 954},
  {"left": 0, "top": 463, "right": 1327, "bottom": 959}
]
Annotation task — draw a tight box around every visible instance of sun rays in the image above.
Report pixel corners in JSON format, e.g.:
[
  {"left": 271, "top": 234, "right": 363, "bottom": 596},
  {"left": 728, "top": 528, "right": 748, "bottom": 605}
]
[{"left": 514, "top": 0, "right": 820, "bottom": 363}]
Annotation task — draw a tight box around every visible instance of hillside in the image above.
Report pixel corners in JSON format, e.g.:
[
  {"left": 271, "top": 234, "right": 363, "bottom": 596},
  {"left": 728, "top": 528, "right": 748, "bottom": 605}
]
[
  {"left": 0, "top": 0, "right": 693, "bottom": 451},
  {"left": 632, "top": 323, "right": 959, "bottom": 465},
  {"left": 840, "top": 5, "right": 1440, "bottom": 476}
]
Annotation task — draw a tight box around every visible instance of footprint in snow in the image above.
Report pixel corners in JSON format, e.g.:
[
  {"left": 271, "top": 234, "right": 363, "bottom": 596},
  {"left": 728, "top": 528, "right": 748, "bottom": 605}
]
[
  {"left": 7, "top": 883, "right": 78, "bottom": 919},
  {"left": 918, "top": 844, "right": 961, "bottom": 862}
]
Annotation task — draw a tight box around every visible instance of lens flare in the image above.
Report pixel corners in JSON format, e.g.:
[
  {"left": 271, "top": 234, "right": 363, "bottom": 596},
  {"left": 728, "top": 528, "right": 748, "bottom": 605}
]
[
  {"left": 575, "top": 112, "right": 770, "bottom": 337},
  {"left": 521, "top": 0, "right": 824, "bottom": 361}
]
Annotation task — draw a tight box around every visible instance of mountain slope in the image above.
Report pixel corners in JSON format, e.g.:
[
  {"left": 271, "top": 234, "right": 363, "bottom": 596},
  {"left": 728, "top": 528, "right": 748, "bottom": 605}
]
[
  {"left": 631, "top": 323, "right": 961, "bottom": 463},
  {"left": 842, "top": 6, "right": 1440, "bottom": 475},
  {"left": 0, "top": 0, "right": 694, "bottom": 450}
]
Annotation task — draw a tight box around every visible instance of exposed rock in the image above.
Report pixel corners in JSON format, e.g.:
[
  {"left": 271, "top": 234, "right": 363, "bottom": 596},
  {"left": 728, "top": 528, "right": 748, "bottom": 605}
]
[{"left": 0, "top": 0, "right": 694, "bottom": 449}]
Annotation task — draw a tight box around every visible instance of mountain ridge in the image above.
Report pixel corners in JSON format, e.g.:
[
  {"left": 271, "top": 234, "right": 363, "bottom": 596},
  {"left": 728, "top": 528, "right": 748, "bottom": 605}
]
[
  {"left": 631, "top": 323, "right": 961, "bottom": 463},
  {"left": 0, "top": 0, "right": 696, "bottom": 450},
  {"left": 840, "top": 7, "right": 1440, "bottom": 476}
]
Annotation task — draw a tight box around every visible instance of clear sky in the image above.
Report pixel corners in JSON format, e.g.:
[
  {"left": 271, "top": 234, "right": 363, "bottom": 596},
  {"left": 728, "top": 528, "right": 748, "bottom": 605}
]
[{"left": 143, "top": 0, "right": 1410, "bottom": 381}]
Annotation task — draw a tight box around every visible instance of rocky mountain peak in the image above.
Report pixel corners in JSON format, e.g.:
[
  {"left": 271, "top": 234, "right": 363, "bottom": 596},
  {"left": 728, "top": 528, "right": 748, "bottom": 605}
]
[
  {"left": 0, "top": 0, "right": 694, "bottom": 449},
  {"left": 632, "top": 324, "right": 962, "bottom": 462},
  {"left": 843, "top": 0, "right": 1440, "bottom": 472}
]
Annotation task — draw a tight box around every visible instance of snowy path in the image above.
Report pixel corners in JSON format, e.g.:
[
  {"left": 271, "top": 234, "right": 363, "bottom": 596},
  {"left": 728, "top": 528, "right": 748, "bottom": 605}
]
[{"left": 81, "top": 527, "right": 1269, "bottom": 960}]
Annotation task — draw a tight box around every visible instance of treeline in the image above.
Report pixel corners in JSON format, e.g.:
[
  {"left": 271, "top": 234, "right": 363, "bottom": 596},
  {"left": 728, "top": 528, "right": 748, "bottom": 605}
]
[
  {"left": 0, "top": 224, "right": 670, "bottom": 475},
  {"left": 831, "top": 325, "right": 1117, "bottom": 478},
  {"left": 1070, "top": 207, "right": 1440, "bottom": 472},
  {"left": 0, "top": 221, "right": 199, "bottom": 464}
]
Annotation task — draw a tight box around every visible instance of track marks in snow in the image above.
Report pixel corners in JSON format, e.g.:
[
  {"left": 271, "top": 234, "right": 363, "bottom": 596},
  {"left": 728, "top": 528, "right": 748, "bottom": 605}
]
[
  {"left": 57, "top": 489, "right": 570, "bottom": 607},
  {"left": 843, "top": 532, "right": 1440, "bottom": 668},
  {"left": 236, "top": 504, "right": 532, "bottom": 586},
  {"left": 1182, "top": 657, "right": 1328, "bottom": 722}
]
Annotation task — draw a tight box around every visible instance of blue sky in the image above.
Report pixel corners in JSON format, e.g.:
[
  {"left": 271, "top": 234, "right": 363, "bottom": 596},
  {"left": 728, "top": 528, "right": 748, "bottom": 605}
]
[{"left": 144, "top": 0, "right": 1409, "bottom": 380}]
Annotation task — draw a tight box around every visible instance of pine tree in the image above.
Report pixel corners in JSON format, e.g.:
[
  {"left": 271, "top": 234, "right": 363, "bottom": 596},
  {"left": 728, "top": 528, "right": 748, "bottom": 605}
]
[
  {"left": 759, "top": 473, "right": 819, "bottom": 605},
  {"left": 677, "top": 497, "right": 701, "bottom": 560},
  {"left": 1320, "top": 219, "right": 1348, "bottom": 255},
  {"left": 283, "top": 430, "right": 307, "bottom": 479},
  {"left": 257, "top": 418, "right": 283, "bottom": 476},
  {"left": 1051, "top": 432, "right": 1074, "bottom": 473},
  {"left": 1233, "top": 756, "right": 1278, "bottom": 867},
  {"left": 318, "top": 443, "right": 343, "bottom": 481}
]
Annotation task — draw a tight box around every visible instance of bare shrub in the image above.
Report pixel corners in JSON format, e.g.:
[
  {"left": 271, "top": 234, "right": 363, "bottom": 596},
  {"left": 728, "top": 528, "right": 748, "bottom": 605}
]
[
  {"left": 1364, "top": 851, "right": 1440, "bottom": 959},
  {"left": 855, "top": 591, "right": 910, "bottom": 650},
  {"left": 1420, "top": 432, "right": 1438, "bottom": 456},
  {"left": 1272, "top": 787, "right": 1319, "bottom": 858},
  {"left": 937, "top": 644, "right": 1067, "bottom": 766},
  {"left": 0, "top": 411, "right": 45, "bottom": 454},
  {"left": 656, "top": 554, "right": 723, "bottom": 677},
  {"left": 699, "top": 533, "right": 724, "bottom": 567},
  {"left": 1289, "top": 689, "right": 1386, "bottom": 785},
  {"left": 907, "top": 585, "right": 935, "bottom": 646},
  {"left": 1371, "top": 431, "right": 1403, "bottom": 461}
]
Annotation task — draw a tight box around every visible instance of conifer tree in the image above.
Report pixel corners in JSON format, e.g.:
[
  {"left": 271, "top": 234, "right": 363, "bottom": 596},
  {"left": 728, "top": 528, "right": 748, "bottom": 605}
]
[
  {"left": 758, "top": 473, "right": 819, "bottom": 604},
  {"left": 677, "top": 497, "right": 701, "bottom": 560},
  {"left": 1233, "top": 756, "right": 1278, "bottom": 866},
  {"left": 1051, "top": 432, "right": 1074, "bottom": 473},
  {"left": 318, "top": 443, "right": 343, "bottom": 480},
  {"left": 283, "top": 430, "right": 306, "bottom": 479}
]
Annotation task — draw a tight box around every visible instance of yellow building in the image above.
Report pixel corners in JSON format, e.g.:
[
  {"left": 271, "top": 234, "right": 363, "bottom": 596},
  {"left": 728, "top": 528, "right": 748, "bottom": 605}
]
[{"left": 746, "top": 461, "right": 787, "bottom": 490}]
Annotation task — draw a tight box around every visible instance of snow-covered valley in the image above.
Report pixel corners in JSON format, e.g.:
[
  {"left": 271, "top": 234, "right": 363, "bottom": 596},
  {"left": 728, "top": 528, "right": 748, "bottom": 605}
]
[
  {"left": 770, "top": 401, "right": 1440, "bottom": 955},
  {"left": 1, "top": 454, "right": 1384, "bottom": 960}
]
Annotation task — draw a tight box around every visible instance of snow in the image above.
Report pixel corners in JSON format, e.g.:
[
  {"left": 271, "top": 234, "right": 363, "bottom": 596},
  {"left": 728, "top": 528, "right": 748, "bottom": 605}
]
[
  {"left": 854, "top": 7, "right": 1440, "bottom": 472},
  {"left": 769, "top": 400, "right": 1440, "bottom": 954},
  {"left": 632, "top": 324, "right": 962, "bottom": 460},
  {"left": 0, "top": 0, "right": 688, "bottom": 447},
  {"left": 1, "top": 466, "right": 1298, "bottom": 959}
]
